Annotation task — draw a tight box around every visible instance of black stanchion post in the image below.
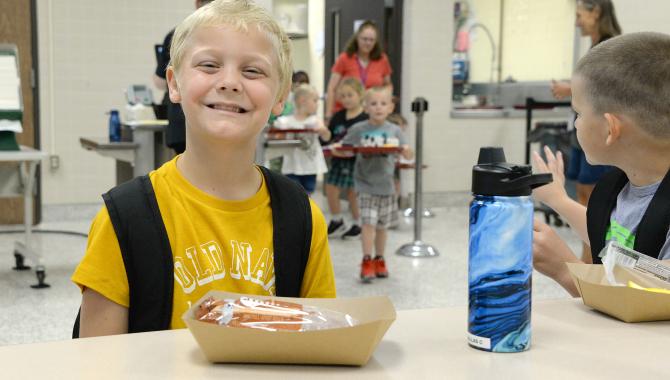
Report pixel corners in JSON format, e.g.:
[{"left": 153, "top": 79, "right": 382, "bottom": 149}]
[
  {"left": 396, "top": 97, "right": 439, "bottom": 258},
  {"left": 402, "top": 97, "right": 435, "bottom": 218}
]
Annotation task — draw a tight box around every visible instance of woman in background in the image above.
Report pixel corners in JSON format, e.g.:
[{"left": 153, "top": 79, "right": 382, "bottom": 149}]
[
  {"left": 325, "top": 20, "right": 392, "bottom": 121},
  {"left": 550, "top": 0, "right": 621, "bottom": 260}
]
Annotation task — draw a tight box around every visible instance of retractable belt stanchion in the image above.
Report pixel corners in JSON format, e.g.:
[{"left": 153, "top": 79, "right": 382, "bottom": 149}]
[
  {"left": 401, "top": 100, "right": 435, "bottom": 218},
  {"left": 396, "top": 98, "right": 439, "bottom": 258}
]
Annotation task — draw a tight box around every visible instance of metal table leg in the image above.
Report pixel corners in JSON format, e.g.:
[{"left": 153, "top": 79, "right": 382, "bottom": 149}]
[
  {"left": 12, "top": 160, "right": 50, "bottom": 288},
  {"left": 131, "top": 128, "right": 155, "bottom": 177}
]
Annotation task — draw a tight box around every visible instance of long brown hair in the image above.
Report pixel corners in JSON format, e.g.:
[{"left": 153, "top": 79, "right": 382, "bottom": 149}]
[
  {"left": 344, "top": 20, "right": 383, "bottom": 60},
  {"left": 578, "top": 0, "right": 622, "bottom": 40}
]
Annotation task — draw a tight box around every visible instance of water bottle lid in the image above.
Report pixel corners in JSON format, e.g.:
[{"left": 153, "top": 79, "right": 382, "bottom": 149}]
[{"left": 472, "top": 147, "right": 552, "bottom": 196}]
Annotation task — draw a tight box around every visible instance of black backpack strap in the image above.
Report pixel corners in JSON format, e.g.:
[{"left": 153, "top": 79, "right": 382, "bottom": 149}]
[
  {"left": 73, "top": 176, "right": 174, "bottom": 338},
  {"left": 633, "top": 168, "right": 670, "bottom": 259},
  {"left": 72, "top": 310, "right": 81, "bottom": 338},
  {"left": 259, "top": 167, "right": 312, "bottom": 297},
  {"left": 106, "top": 175, "right": 174, "bottom": 333},
  {"left": 587, "top": 168, "right": 628, "bottom": 264}
]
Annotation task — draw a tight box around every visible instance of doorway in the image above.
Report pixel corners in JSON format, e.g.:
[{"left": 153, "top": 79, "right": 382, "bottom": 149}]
[
  {"left": 0, "top": 0, "right": 41, "bottom": 224},
  {"left": 324, "top": 0, "right": 403, "bottom": 108}
]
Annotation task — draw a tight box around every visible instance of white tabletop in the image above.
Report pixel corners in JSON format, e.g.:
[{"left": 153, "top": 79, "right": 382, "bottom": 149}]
[
  {"left": 0, "top": 145, "right": 48, "bottom": 162},
  {"left": 0, "top": 299, "right": 667, "bottom": 379}
]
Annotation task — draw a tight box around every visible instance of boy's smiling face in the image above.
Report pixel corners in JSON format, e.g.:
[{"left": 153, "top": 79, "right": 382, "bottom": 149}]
[
  {"left": 167, "top": 24, "right": 284, "bottom": 144},
  {"left": 572, "top": 75, "right": 611, "bottom": 165}
]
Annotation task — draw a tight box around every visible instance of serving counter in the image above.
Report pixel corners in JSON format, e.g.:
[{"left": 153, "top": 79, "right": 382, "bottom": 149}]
[{"left": 80, "top": 120, "right": 171, "bottom": 184}]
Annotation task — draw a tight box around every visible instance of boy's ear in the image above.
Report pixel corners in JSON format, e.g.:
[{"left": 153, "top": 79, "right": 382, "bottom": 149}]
[
  {"left": 166, "top": 66, "right": 182, "bottom": 103},
  {"left": 603, "top": 113, "right": 622, "bottom": 146}
]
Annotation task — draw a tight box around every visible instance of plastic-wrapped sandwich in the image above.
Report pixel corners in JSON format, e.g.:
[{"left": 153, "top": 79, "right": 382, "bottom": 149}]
[{"left": 195, "top": 296, "right": 358, "bottom": 332}]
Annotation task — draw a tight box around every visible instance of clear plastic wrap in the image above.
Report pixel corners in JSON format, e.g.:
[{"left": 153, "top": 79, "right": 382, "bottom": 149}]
[
  {"left": 600, "top": 241, "right": 670, "bottom": 285},
  {"left": 195, "top": 296, "right": 358, "bottom": 332}
]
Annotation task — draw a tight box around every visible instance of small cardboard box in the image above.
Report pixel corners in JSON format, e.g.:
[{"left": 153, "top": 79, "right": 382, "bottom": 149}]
[
  {"left": 567, "top": 263, "right": 670, "bottom": 322},
  {"left": 182, "top": 291, "right": 396, "bottom": 365}
]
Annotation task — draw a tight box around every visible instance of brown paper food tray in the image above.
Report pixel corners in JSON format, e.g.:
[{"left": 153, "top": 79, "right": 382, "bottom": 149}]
[
  {"left": 183, "top": 291, "right": 396, "bottom": 366},
  {"left": 567, "top": 263, "right": 670, "bottom": 322}
]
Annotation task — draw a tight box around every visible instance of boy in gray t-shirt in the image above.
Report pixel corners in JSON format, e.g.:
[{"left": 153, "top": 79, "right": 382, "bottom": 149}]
[
  {"left": 336, "top": 86, "right": 412, "bottom": 283},
  {"left": 530, "top": 33, "right": 670, "bottom": 297},
  {"left": 608, "top": 182, "right": 670, "bottom": 259},
  {"left": 342, "top": 120, "right": 406, "bottom": 196}
]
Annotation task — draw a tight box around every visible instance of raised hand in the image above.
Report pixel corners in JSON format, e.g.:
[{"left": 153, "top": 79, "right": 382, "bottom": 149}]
[
  {"left": 532, "top": 146, "right": 568, "bottom": 208},
  {"left": 550, "top": 80, "right": 571, "bottom": 100}
]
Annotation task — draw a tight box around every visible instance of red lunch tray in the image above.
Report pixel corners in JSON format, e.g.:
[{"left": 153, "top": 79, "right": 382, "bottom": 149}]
[
  {"left": 266, "top": 128, "right": 317, "bottom": 134},
  {"left": 337, "top": 146, "right": 403, "bottom": 155}
]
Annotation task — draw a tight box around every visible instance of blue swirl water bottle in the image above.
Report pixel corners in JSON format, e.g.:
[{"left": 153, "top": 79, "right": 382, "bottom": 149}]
[{"left": 468, "top": 147, "right": 552, "bottom": 352}]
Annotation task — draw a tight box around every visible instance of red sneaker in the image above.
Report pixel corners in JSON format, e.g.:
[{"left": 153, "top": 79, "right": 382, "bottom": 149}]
[
  {"left": 360, "top": 257, "right": 375, "bottom": 283},
  {"left": 374, "top": 256, "right": 388, "bottom": 278}
]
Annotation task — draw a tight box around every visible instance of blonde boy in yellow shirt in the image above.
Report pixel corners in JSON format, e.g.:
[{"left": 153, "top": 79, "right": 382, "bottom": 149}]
[{"left": 72, "top": 0, "right": 335, "bottom": 337}]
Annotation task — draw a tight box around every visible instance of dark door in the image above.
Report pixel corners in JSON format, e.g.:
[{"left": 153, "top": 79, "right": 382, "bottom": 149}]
[
  {"left": 0, "top": 0, "right": 41, "bottom": 224},
  {"left": 325, "top": 0, "right": 403, "bottom": 108}
]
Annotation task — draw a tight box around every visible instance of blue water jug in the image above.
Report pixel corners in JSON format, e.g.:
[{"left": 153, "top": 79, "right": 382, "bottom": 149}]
[
  {"left": 468, "top": 147, "right": 552, "bottom": 352},
  {"left": 108, "top": 109, "right": 121, "bottom": 142}
]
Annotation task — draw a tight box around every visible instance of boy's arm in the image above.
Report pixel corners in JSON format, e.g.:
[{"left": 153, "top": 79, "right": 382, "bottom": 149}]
[
  {"left": 73, "top": 206, "right": 131, "bottom": 336},
  {"left": 330, "top": 126, "right": 358, "bottom": 157},
  {"left": 300, "top": 200, "right": 336, "bottom": 298},
  {"left": 79, "top": 288, "right": 128, "bottom": 337},
  {"left": 532, "top": 147, "right": 589, "bottom": 245},
  {"left": 330, "top": 141, "right": 355, "bottom": 158},
  {"left": 533, "top": 218, "right": 582, "bottom": 297},
  {"left": 314, "top": 118, "right": 331, "bottom": 141}
]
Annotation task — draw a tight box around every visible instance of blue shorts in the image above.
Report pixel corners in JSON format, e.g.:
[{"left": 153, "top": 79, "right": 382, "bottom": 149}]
[
  {"left": 566, "top": 147, "right": 612, "bottom": 185},
  {"left": 286, "top": 174, "right": 317, "bottom": 194}
]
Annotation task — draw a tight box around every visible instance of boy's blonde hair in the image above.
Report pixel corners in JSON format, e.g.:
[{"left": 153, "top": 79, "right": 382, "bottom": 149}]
[
  {"left": 575, "top": 32, "right": 670, "bottom": 139},
  {"left": 169, "top": 0, "right": 293, "bottom": 102},
  {"left": 293, "top": 84, "right": 318, "bottom": 105},
  {"left": 337, "top": 77, "right": 365, "bottom": 98},
  {"left": 363, "top": 86, "right": 392, "bottom": 105}
]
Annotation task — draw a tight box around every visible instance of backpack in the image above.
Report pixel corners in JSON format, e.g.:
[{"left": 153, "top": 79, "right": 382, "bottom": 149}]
[
  {"left": 73, "top": 166, "right": 311, "bottom": 337},
  {"left": 587, "top": 168, "right": 670, "bottom": 263}
]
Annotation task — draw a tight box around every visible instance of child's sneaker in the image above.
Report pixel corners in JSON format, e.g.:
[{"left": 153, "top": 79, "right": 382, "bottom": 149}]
[
  {"left": 341, "top": 224, "right": 361, "bottom": 240},
  {"left": 360, "top": 257, "right": 375, "bottom": 283},
  {"left": 373, "top": 256, "right": 388, "bottom": 278},
  {"left": 327, "top": 219, "right": 347, "bottom": 237}
]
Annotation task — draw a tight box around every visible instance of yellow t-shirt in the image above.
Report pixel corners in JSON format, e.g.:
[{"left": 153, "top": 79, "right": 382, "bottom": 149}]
[{"left": 72, "top": 157, "right": 336, "bottom": 329}]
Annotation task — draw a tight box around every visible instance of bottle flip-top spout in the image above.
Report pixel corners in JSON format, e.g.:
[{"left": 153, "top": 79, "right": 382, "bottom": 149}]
[{"left": 472, "top": 147, "right": 552, "bottom": 196}]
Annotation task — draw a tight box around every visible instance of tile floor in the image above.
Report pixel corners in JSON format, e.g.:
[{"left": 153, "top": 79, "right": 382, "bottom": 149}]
[{"left": 0, "top": 192, "right": 578, "bottom": 346}]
